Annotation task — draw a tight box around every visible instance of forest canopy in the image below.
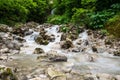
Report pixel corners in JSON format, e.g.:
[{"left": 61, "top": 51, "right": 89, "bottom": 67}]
[{"left": 0, "top": 0, "right": 120, "bottom": 37}]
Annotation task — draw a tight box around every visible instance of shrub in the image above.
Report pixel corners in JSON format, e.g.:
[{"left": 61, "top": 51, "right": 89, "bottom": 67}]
[
  {"left": 71, "top": 8, "right": 91, "bottom": 26},
  {"left": 87, "top": 10, "right": 115, "bottom": 29},
  {"left": 0, "top": 0, "right": 49, "bottom": 25},
  {"left": 47, "top": 15, "right": 69, "bottom": 24},
  {"left": 106, "top": 13, "right": 120, "bottom": 37}
]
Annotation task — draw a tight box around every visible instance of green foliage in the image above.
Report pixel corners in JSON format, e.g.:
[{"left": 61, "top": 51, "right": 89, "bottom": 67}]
[
  {"left": 87, "top": 10, "right": 115, "bottom": 29},
  {"left": 100, "top": 29, "right": 109, "bottom": 35},
  {"left": 60, "top": 25, "right": 69, "bottom": 33},
  {"left": 106, "top": 13, "right": 120, "bottom": 37},
  {"left": 81, "top": 0, "right": 96, "bottom": 9},
  {"left": 71, "top": 8, "right": 91, "bottom": 26},
  {"left": 0, "top": 0, "right": 50, "bottom": 25},
  {"left": 47, "top": 15, "right": 69, "bottom": 24}
]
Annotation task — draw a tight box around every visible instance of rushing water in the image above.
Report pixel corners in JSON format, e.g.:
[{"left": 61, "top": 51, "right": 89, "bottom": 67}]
[{"left": 3, "top": 25, "right": 120, "bottom": 78}]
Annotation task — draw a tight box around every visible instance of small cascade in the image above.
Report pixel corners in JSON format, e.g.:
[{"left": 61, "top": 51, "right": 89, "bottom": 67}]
[{"left": 2, "top": 25, "right": 120, "bottom": 80}]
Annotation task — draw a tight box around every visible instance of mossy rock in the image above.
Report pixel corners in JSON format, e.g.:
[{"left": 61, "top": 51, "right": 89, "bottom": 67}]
[
  {"left": 0, "top": 24, "right": 9, "bottom": 32},
  {"left": 34, "top": 48, "right": 44, "bottom": 54},
  {"left": 0, "top": 66, "right": 18, "bottom": 80},
  {"left": 61, "top": 38, "right": 74, "bottom": 49},
  {"left": 113, "top": 51, "right": 120, "bottom": 56},
  {"left": 35, "top": 36, "right": 49, "bottom": 45}
]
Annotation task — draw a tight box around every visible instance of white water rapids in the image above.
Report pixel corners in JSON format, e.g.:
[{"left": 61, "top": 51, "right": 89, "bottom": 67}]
[{"left": 3, "top": 25, "right": 120, "bottom": 78}]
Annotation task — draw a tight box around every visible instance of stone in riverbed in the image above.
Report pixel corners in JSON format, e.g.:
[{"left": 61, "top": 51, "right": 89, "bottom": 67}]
[
  {"left": 37, "top": 50, "right": 67, "bottom": 62},
  {"left": 33, "top": 48, "right": 44, "bottom": 54},
  {"left": 60, "top": 38, "right": 74, "bottom": 49},
  {"left": 47, "top": 67, "right": 66, "bottom": 80},
  {"left": 113, "top": 51, "right": 120, "bottom": 56},
  {"left": 48, "top": 51, "right": 67, "bottom": 62},
  {"left": 0, "top": 65, "right": 18, "bottom": 80},
  {"left": 49, "top": 55, "right": 67, "bottom": 62},
  {"left": 92, "top": 46, "right": 98, "bottom": 53},
  {"left": 35, "top": 36, "right": 49, "bottom": 45}
]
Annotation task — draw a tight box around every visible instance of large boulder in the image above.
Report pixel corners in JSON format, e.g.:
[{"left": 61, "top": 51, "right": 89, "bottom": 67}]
[{"left": 37, "top": 50, "right": 67, "bottom": 62}]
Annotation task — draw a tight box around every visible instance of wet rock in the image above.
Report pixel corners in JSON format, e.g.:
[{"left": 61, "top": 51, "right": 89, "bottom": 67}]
[
  {"left": 105, "top": 39, "right": 113, "bottom": 45},
  {"left": 60, "top": 38, "right": 74, "bottom": 49},
  {"left": 33, "top": 48, "right": 44, "bottom": 54},
  {"left": 24, "top": 30, "right": 33, "bottom": 36},
  {"left": 61, "top": 33, "right": 78, "bottom": 41},
  {"left": 71, "top": 48, "right": 80, "bottom": 52},
  {"left": 66, "top": 73, "right": 84, "bottom": 80},
  {"left": 96, "top": 73, "right": 115, "bottom": 80},
  {"left": 113, "top": 51, "right": 120, "bottom": 56},
  {"left": 69, "top": 33, "right": 78, "bottom": 40},
  {"left": 35, "top": 36, "right": 49, "bottom": 45},
  {"left": 0, "top": 48, "right": 9, "bottom": 53},
  {"left": 29, "top": 77, "right": 49, "bottom": 80},
  {"left": 61, "top": 33, "right": 67, "bottom": 41},
  {"left": 0, "top": 24, "right": 9, "bottom": 32},
  {"left": 4, "top": 40, "right": 22, "bottom": 50},
  {"left": 12, "top": 27, "right": 29, "bottom": 37},
  {"left": 92, "top": 46, "right": 98, "bottom": 53},
  {"left": 84, "top": 40, "right": 89, "bottom": 46},
  {"left": 49, "top": 54, "right": 67, "bottom": 62},
  {"left": 47, "top": 67, "right": 66, "bottom": 79},
  {"left": 37, "top": 51, "right": 67, "bottom": 62},
  {"left": 0, "top": 65, "right": 18, "bottom": 80},
  {"left": 21, "top": 75, "right": 28, "bottom": 80},
  {"left": 48, "top": 51, "right": 67, "bottom": 62},
  {"left": 13, "top": 36, "right": 25, "bottom": 42},
  {"left": 24, "top": 22, "right": 39, "bottom": 28},
  {"left": 53, "top": 76, "right": 66, "bottom": 80},
  {"left": 84, "top": 77, "right": 94, "bottom": 80},
  {"left": 87, "top": 30, "right": 93, "bottom": 35}
]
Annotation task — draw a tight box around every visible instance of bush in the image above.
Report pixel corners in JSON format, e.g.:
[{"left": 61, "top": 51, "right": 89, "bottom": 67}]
[
  {"left": 47, "top": 15, "right": 69, "bottom": 24},
  {"left": 106, "top": 13, "right": 120, "bottom": 37},
  {"left": 0, "top": 0, "right": 49, "bottom": 25},
  {"left": 87, "top": 10, "right": 115, "bottom": 29},
  {"left": 71, "top": 8, "right": 91, "bottom": 26}
]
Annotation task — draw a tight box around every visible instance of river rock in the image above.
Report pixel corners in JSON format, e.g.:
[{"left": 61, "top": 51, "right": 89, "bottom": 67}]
[
  {"left": 61, "top": 33, "right": 67, "bottom": 41},
  {"left": 29, "top": 77, "right": 49, "bottom": 80},
  {"left": 60, "top": 38, "right": 74, "bottom": 49},
  {"left": 0, "top": 48, "right": 9, "bottom": 53},
  {"left": 24, "top": 30, "right": 33, "bottom": 36},
  {"left": 35, "top": 36, "right": 49, "bottom": 45},
  {"left": 37, "top": 51, "right": 67, "bottom": 62},
  {"left": 4, "top": 40, "right": 22, "bottom": 50},
  {"left": 92, "top": 46, "right": 98, "bottom": 53},
  {"left": 48, "top": 51, "right": 67, "bottom": 62},
  {"left": 47, "top": 67, "right": 66, "bottom": 80},
  {"left": 33, "top": 48, "right": 44, "bottom": 54},
  {"left": 13, "top": 36, "right": 25, "bottom": 42},
  {"left": 105, "top": 39, "right": 113, "bottom": 45},
  {"left": 24, "top": 22, "right": 39, "bottom": 28},
  {"left": 0, "top": 65, "right": 18, "bottom": 80},
  {"left": 113, "top": 51, "right": 120, "bottom": 56},
  {"left": 0, "top": 24, "right": 9, "bottom": 32},
  {"left": 12, "top": 27, "right": 29, "bottom": 37},
  {"left": 96, "top": 73, "right": 115, "bottom": 80}
]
